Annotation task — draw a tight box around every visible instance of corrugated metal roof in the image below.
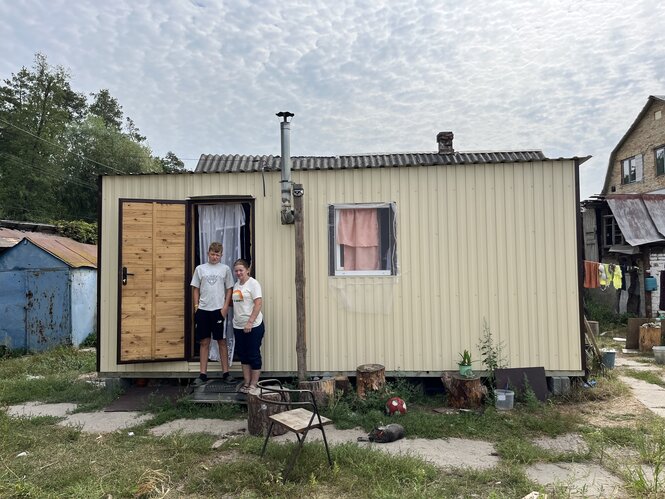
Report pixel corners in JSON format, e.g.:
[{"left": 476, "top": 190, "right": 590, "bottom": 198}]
[
  {"left": 195, "top": 150, "right": 552, "bottom": 173},
  {"left": 607, "top": 194, "right": 665, "bottom": 246},
  {"left": 643, "top": 194, "right": 665, "bottom": 236},
  {"left": 0, "top": 228, "right": 27, "bottom": 248},
  {"left": 0, "top": 229, "right": 97, "bottom": 268}
]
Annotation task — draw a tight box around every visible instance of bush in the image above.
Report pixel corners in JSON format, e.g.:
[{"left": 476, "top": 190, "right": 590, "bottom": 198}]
[
  {"left": 79, "top": 332, "right": 97, "bottom": 348},
  {"left": 585, "top": 298, "right": 633, "bottom": 332}
]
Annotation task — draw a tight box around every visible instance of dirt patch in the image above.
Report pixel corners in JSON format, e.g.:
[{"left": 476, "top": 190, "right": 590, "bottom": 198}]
[{"left": 556, "top": 395, "right": 649, "bottom": 428}]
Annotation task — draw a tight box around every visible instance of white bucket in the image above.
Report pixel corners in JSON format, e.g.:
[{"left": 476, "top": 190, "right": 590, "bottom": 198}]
[
  {"left": 654, "top": 346, "right": 665, "bottom": 364},
  {"left": 495, "top": 389, "right": 514, "bottom": 411}
]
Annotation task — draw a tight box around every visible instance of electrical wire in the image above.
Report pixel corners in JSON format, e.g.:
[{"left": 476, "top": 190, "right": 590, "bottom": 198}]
[
  {"left": 0, "top": 151, "right": 97, "bottom": 191},
  {"left": 0, "top": 116, "right": 131, "bottom": 175}
]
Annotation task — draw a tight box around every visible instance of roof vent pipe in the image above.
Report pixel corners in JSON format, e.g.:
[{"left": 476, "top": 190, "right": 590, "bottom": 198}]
[{"left": 277, "top": 111, "right": 295, "bottom": 225}]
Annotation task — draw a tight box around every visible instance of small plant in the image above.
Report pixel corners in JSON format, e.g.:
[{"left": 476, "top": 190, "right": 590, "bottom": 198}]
[
  {"left": 458, "top": 350, "right": 472, "bottom": 366},
  {"left": 478, "top": 320, "right": 507, "bottom": 382}
]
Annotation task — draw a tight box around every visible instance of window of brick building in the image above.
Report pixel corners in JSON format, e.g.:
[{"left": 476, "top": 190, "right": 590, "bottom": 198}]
[{"left": 656, "top": 146, "right": 665, "bottom": 176}]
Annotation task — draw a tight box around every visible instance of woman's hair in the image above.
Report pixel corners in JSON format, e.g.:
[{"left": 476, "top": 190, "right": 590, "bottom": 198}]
[{"left": 233, "top": 258, "right": 251, "bottom": 270}]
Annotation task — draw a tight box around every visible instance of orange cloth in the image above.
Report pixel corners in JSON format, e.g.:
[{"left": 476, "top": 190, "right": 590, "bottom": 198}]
[
  {"left": 584, "top": 260, "right": 600, "bottom": 288},
  {"left": 337, "top": 209, "right": 380, "bottom": 270}
]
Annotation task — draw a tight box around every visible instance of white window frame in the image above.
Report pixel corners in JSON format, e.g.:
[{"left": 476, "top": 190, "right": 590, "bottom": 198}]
[{"left": 329, "top": 202, "right": 397, "bottom": 277}]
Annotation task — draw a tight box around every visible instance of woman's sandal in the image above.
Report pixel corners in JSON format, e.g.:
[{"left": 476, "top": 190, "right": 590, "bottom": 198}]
[{"left": 238, "top": 384, "right": 250, "bottom": 394}]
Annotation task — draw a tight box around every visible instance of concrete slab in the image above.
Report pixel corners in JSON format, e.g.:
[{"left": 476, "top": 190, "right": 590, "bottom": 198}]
[
  {"left": 5, "top": 402, "right": 77, "bottom": 418},
  {"left": 615, "top": 357, "right": 658, "bottom": 370},
  {"left": 532, "top": 433, "right": 589, "bottom": 454},
  {"left": 271, "top": 428, "right": 500, "bottom": 470},
  {"left": 525, "top": 462, "right": 626, "bottom": 498},
  {"left": 149, "top": 418, "right": 247, "bottom": 437},
  {"left": 618, "top": 375, "right": 665, "bottom": 418},
  {"left": 59, "top": 411, "right": 152, "bottom": 433},
  {"left": 3, "top": 403, "right": 152, "bottom": 433}
]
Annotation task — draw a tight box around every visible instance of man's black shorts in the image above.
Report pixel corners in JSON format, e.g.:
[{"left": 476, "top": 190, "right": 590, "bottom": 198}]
[{"left": 194, "top": 309, "right": 225, "bottom": 341}]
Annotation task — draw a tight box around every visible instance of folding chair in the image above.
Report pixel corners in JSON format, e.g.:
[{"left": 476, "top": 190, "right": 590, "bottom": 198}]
[{"left": 257, "top": 379, "right": 333, "bottom": 481}]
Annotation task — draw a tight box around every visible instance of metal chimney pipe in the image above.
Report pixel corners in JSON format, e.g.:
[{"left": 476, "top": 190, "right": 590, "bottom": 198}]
[{"left": 277, "top": 111, "right": 295, "bottom": 224}]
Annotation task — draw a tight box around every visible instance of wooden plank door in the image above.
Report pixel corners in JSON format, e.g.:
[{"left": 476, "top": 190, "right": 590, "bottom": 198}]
[{"left": 119, "top": 201, "right": 186, "bottom": 363}]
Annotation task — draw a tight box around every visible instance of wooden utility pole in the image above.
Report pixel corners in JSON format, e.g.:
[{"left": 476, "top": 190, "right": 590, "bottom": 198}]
[{"left": 293, "top": 183, "right": 307, "bottom": 381}]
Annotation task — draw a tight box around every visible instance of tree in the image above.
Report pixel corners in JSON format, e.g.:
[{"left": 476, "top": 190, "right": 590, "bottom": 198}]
[
  {"left": 89, "top": 89, "right": 123, "bottom": 131},
  {"left": 158, "top": 151, "right": 186, "bottom": 173},
  {"left": 1, "top": 53, "right": 178, "bottom": 223},
  {"left": 0, "top": 53, "right": 86, "bottom": 221}
]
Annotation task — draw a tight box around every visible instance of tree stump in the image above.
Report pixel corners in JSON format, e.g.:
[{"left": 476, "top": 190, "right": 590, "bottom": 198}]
[
  {"left": 441, "top": 373, "right": 487, "bottom": 409},
  {"left": 334, "top": 375, "right": 351, "bottom": 395},
  {"left": 640, "top": 325, "right": 662, "bottom": 352},
  {"left": 247, "top": 388, "right": 288, "bottom": 436},
  {"left": 356, "top": 364, "right": 385, "bottom": 399},
  {"left": 298, "top": 377, "right": 336, "bottom": 409}
]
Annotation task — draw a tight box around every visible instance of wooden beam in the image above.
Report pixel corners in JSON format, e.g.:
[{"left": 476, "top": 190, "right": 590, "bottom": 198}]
[{"left": 294, "top": 184, "right": 307, "bottom": 381}]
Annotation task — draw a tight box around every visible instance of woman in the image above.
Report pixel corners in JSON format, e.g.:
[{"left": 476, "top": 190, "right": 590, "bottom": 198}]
[{"left": 231, "top": 259, "right": 264, "bottom": 393}]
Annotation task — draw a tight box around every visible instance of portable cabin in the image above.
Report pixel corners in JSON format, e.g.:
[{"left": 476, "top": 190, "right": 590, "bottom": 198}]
[
  {"left": 0, "top": 234, "right": 97, "bottom": 350},
  {"left": 98, "top": 131, "right": 588, "bottom": 379}
]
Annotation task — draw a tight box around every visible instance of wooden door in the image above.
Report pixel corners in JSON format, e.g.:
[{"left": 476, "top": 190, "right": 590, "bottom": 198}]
[{"left": 119, "top": 201, "right": 186, "bottom": 363}]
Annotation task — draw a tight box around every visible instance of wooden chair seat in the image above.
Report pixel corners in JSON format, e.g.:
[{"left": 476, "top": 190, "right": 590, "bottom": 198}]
[
  {"left": 257, "top": 379, "right": 334, "bottom": 482},
  {"left": 270, "top": 407, "right": 332, "bottom": 433}
]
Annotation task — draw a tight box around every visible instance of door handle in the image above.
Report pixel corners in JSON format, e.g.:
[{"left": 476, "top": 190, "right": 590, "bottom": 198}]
[{"left": 122, "top": 266, "right": 134, "bottom": 286}]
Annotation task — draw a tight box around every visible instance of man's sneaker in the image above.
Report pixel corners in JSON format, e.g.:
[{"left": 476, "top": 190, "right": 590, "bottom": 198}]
[
  {"left": 193, "top": 375, "right": 208, "bottom": 386},
  {"left": 222, "top": 373, "right": 237, "bottom": 384}
]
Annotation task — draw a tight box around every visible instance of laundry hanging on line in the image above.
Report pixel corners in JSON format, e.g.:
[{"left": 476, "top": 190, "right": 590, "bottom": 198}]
[{"left": 583, "top": 261, "right": 624, "bottom": 290}]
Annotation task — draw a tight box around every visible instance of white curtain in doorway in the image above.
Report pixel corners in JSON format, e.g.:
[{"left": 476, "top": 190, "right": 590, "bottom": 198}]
[{"left": 198, "top": 204, "right": 246, "bottom": 364}]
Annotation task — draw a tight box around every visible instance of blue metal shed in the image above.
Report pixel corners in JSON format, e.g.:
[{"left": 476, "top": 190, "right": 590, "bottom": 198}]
[{"left": 0, "top": 235, "right": 97, "bottom": 351}]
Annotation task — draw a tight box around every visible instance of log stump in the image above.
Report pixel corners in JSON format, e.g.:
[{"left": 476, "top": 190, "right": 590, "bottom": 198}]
[
  {"left": 247, "top": 388, "right": 288, "bottom": 437},
  {"left": 298, "top": 377, "right": 336, "bottom": 409},
  {"left": 640, "top": 325, "right": 662, "bottom": 352},
  {"left": 441, "top": 373, "right": 487, "bottom": 409},
  {"left": 334, "top": 375, "right": 351, "bottom": 395},
  {"left": 356, "top": 364, "right": 385, "bottom": 399}
]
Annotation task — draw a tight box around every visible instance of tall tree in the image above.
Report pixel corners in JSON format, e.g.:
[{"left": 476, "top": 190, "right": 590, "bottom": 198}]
[
  {"left": 0, "top": 53, "right": 85, "bottom": 221},
  {"left": 89, "top": 89, "right": 123, "bottom": 131},
  {"left": 1, "top": 53, "right": 182, "bottom": 223}
]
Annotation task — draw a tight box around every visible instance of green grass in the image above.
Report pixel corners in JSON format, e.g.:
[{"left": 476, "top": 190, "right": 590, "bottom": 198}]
[
  {"left": 2, "top": 346, "right": 663, "bottom": 497},
  {"left": 623, "top": 369, "right": 665, "bottom": 388}
]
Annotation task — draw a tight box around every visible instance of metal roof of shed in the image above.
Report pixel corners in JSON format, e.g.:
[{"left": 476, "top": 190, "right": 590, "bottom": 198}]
[
  {"left": 195, "top": 150, "right": 564, "bottom": 173},
  {"left": 0, "top": 229, "right": 96, "bottom": 268},
  {"left": 606, "top": 194, "right": 665, "bottom": 246}
]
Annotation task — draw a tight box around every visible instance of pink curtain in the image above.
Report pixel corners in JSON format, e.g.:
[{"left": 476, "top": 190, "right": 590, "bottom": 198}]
[{"left": 337, "top": 209, "right": 379, "bottom": 270}]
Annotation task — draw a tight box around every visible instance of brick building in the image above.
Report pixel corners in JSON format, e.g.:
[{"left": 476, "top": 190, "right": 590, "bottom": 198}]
[{"left": 583, "top": 95, "right": 665, "bottom": 317}]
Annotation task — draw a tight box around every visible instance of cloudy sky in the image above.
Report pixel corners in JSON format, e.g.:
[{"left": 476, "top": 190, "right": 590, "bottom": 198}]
[{"left": 2, "top": 0, "right": 665, "bottom": 199}]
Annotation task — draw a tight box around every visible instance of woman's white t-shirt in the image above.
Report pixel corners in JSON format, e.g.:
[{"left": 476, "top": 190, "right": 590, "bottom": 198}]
[{"left": 232, "top": 277, "right": 263, "bottom": 328}]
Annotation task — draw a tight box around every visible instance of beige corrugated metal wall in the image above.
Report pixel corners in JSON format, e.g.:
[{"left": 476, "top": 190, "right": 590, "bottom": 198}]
[{"left": 99, "top": 160, "right": 581, "bottom": 376}]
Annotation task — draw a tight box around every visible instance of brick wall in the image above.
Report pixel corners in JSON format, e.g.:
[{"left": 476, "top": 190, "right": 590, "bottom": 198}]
[
  {"left": 608, "top": 99, "right": 665, "bottom": 194},
  {"left": 650, "top": 249, "right": 665, "bottom": 316}
]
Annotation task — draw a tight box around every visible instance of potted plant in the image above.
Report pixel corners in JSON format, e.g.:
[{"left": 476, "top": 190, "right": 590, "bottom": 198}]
[{"left": 458, "top": 349, "right": 474, "bottom": 378}]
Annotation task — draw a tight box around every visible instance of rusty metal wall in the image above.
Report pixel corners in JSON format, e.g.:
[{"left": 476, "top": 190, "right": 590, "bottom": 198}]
[{"left": 0, "top": 240, "right": 71, "bottom": 351}]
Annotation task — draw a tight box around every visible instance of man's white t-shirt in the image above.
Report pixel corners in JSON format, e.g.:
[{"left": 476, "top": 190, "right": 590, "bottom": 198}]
[
  {"left": 232, "top": 277, "right": 263, "bottom": 328},
  {"left": 190, "top": 262, "right": 233, "bottom": 310}
]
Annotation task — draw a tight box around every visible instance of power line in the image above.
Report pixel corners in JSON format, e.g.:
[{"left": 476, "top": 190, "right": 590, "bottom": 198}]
[
  {"left": 0, "top": 151, "right": 97, "bottom": 191},
  {"left": 0, "top": 116, "right": 127, "bottom": 175}
]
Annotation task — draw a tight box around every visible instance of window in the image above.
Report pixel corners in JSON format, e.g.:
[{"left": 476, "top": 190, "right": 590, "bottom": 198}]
[
  {"left": 621, "top": 155, "right": 643, "bottom": 184},
  {"left": 656, "top": 146, "right": 665, "bottom": 176},
  {"left": 602, "top": 215, "right": 625, "bottom": 247},
  {"left": 329, "top": 203, "right": 397, "bottom": 276}
]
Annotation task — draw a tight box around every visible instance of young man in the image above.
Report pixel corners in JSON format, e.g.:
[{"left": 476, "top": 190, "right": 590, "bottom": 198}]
[{"left": 190, "top": 242, "right": 235, "bottom": 385}]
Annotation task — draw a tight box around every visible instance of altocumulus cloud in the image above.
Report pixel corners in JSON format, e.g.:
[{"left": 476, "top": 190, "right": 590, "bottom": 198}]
[{"left": 1, "top": 0, "right": 665, "bottom": 198}]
